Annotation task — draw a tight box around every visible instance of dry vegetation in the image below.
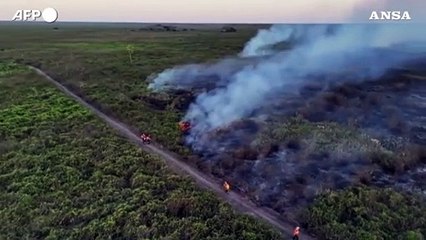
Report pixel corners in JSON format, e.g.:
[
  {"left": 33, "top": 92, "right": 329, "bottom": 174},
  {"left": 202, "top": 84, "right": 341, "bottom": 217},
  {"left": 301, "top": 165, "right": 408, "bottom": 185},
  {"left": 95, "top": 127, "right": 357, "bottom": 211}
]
[
  {"left": 1, "top": 23, "right": 425, "bottom": 239},
  {"left": 0, "top": 61, "right": 282, "bottom": 239}
]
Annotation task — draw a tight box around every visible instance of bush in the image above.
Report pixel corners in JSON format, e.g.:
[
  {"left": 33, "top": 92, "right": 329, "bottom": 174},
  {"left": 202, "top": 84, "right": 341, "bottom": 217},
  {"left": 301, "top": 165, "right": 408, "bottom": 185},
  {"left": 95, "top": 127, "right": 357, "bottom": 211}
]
[
  {"left": 301, "top": 187, "right": 426, "bottom": 240},
  {"left": 0, "top": 68, "right": 282, "bottom": 239}
]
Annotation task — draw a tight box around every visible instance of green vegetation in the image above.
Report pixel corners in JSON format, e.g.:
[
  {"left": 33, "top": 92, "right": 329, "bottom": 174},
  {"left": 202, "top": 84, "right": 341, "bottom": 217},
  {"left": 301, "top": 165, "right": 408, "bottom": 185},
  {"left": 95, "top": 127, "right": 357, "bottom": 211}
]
[
  {"left": 0, "top": 61, "right": 26, "bottom": 77},
  {"left": 0, "top": 24, "right": 257, "bottom": 157},
  {"left": 0, "top": 24, "right": 424, "bottom": 240},
  {"left": 0, "top": 62, "right": 281, "bottom": 239},
  {"left": 255, "top": 116, "right": 379, "bottom": 152},
  {"left": 301, "top": 187, "right": 426, "bottom": 240},
  {"left": 255, "top": 116, "right": 425, "bottom": 174}
]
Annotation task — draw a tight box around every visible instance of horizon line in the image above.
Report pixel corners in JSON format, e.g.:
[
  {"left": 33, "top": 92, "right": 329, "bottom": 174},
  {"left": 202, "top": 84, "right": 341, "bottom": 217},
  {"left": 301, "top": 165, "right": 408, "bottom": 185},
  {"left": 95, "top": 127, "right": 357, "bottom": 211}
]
[{"left": 1, "top": 20, "right": 423, "bottom": 25}]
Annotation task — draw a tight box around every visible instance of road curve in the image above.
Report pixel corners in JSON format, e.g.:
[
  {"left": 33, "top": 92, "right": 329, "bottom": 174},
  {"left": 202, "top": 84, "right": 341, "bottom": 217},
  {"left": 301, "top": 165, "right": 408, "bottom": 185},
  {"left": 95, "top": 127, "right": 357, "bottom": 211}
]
[{"left": 29, "top": 66, "right": 316, "bottom": 240}]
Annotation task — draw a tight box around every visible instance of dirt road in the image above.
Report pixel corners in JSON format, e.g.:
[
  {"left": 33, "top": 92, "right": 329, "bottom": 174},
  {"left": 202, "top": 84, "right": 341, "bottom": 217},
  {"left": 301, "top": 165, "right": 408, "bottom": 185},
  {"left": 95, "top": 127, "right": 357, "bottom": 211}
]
[{"left": 29, "top": 66, "right": 316, "bottom": 240}]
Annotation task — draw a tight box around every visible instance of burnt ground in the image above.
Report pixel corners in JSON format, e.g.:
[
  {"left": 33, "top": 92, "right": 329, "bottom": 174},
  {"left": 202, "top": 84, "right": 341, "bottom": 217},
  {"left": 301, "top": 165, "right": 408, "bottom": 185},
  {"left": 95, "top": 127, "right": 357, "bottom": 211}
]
[
  {"left": 299, "top": 70, "right": 426, "bottom": 146},
  {"left": 31, "top": 66, "right": 313, "bottom": 239},
  {"left": 161, "top": 66, "right": 426, "bottom": 217}
]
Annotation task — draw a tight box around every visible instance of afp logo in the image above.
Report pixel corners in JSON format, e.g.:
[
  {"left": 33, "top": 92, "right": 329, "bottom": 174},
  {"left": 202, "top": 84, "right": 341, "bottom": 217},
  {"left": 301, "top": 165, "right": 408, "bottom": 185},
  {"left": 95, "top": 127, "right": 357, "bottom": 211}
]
[
  {"left": 12, "top": 7, "right": 58, "bottom": 23},
  {"left": 369, "top": 11, "right": 411, "bottom": 21}
]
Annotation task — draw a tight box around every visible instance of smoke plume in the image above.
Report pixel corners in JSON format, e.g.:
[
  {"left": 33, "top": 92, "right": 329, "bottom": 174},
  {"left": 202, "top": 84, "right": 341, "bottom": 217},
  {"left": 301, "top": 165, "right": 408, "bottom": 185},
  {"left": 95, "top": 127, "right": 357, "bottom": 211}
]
[
  {"left": 240, "top": 25, "right": 295, "bottom": 57},
  {"left": 148, "top": 24, "right": 426, "bottom": 144}
]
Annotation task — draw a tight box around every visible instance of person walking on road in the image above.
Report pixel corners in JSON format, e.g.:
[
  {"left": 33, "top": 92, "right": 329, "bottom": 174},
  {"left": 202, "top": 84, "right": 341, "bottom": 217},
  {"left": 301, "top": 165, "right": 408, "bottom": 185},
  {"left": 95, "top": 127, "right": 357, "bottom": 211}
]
[
  {"left": 292, "top": 226, "right": 300, "bottom": 240},
  {"left": 223, "top": 181, "right": 230, "bottom": 193}
]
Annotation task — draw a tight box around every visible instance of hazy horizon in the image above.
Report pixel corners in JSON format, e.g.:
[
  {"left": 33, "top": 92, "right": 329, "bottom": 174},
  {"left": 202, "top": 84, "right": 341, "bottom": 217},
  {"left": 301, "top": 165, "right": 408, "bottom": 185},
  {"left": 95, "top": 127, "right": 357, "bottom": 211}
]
[{"left": 1, "top": 0, "right": 425, "bottom": 23}]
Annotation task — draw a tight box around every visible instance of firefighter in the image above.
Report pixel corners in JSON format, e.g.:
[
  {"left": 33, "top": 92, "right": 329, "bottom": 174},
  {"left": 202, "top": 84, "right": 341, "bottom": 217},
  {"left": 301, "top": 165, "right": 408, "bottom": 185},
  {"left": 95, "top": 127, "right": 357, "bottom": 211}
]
[
  {"left": 145, "top": 134, "right": 152, "bottom": 143},
  {"left": 140, "top": 133, "right": 151, "bottom": 144},
  {"left": 223, "top": 181, "right": 230, "bottom": 193},
  {"left": 292, "top": 226, "right": 300, "bottom": 240}
]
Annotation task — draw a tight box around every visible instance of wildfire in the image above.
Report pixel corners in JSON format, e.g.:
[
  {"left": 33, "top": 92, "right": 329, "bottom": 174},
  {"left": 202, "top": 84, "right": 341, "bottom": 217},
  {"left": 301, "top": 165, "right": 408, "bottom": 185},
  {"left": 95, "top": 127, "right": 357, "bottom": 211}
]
[{"left": 179, "top": 121, "right": 191, "bottom": 132}]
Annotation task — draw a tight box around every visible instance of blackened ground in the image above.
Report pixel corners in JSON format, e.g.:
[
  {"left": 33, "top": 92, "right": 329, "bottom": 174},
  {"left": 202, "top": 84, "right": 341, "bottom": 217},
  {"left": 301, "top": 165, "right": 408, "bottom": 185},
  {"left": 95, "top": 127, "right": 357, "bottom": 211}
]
[
  {"left": 299, "top": 71, "right": 426, "bottom": 146},
  {"left": 30, "top": 66, "right": 309, "bottom": 239},
  {"left": 180, "top": 67, "right": 426, "bottom": 217}
]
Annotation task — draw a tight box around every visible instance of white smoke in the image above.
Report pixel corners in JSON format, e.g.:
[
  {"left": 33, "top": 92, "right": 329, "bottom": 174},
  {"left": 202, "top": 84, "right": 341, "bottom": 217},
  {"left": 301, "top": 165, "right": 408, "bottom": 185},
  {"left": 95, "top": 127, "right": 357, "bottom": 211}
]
[
  {"left": 147, "top": 57, "right": 270, "bottom": 91},
  {"left": 147, "top": 24, "right": 426, "bottom": 143},
  {"left": 240, "top": 25, "right": 294, "bottom": 57}
]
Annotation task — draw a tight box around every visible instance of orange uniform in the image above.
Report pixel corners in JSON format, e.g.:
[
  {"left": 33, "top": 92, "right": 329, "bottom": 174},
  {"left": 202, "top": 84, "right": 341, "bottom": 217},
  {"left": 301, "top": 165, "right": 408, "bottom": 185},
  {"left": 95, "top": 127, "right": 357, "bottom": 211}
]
[
  {"left": 293, "top": 227, "right": 300, "bottom": 240},
  {"left": 141, "top": 133, "right": 151, "bottom": 143},
  {"left": 223, "top": 181, "right": 230, "bottom": 193}
]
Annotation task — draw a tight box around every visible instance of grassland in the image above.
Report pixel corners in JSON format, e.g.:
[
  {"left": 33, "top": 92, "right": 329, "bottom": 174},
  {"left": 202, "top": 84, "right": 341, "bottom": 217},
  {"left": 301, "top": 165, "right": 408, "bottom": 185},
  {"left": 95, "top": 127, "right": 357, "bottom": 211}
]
[
  {"left": 301, "top": 187, "right": 426, "bottom": 240},
  {"left": 253, "top": 116, "right": 423, "bottom": 175},
  {"left": 0, "top": 23, "right": 257, "bottom": 157},
  {"left": 1, "top": 23, "right": 425, "bottom": 239},
  {"left": 0, "top": 62, "right": 281, "bottom": 239}
]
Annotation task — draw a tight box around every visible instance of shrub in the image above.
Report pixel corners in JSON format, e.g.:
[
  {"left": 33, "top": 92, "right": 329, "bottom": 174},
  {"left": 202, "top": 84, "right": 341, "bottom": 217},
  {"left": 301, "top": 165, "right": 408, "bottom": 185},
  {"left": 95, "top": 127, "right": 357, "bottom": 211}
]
[{"left": 301, "top": 187, "right": 426, "bottom": 240}]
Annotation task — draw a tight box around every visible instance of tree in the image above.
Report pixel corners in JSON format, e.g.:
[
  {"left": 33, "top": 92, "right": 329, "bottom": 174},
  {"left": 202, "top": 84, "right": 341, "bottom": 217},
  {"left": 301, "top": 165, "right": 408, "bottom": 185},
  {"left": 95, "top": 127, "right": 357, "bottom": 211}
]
[{"left": 126, "top": 44, "right": 135, "bottom": 64}]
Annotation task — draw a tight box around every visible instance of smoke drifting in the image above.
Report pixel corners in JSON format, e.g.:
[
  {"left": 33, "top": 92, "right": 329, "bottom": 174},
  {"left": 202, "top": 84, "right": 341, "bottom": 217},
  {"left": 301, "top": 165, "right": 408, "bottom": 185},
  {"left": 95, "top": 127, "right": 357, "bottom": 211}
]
[
  {"left": 148, "top": 24, "right": 426, "bottom": 143},
  {"left": 240, "top": 25, "right": 295, "bottom": 57},
  {"left": 145, "top": 24, "right": 426, "bottom": 214},
  {"left": 147, "top": 56, "right": 270, "bottom": 91}
]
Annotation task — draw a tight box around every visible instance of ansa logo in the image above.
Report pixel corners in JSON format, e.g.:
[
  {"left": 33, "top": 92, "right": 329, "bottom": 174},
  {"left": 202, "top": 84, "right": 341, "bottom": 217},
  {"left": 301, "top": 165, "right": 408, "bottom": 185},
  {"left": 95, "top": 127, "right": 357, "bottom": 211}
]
[{"left": 369, "top": 11, "right": 411, "bottom": 21}]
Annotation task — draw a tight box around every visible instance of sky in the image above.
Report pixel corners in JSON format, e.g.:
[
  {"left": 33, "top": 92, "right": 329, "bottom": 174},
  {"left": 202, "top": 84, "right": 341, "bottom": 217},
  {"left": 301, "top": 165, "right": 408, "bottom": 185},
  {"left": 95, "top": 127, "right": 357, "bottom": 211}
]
[{"left": 1, "top": 0, "right": 425, "bottom": 23}]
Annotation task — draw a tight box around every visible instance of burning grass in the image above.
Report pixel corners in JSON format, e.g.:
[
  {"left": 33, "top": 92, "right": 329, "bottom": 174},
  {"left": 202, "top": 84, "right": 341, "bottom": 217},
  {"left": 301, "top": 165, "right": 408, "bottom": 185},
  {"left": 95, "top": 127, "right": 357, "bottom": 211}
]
[
  {"left": 0, "top": 61, "right": 282, "bottom": 239},
  {"left": 175, "top": 68, "right": 426, "bottom": 221},
  {"left": 183, "top": 115, "right": 424, "bottom": 215},
  {"left": 2, "top": 24, "right": 425, "bottom": 240}
]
